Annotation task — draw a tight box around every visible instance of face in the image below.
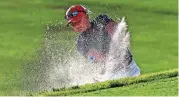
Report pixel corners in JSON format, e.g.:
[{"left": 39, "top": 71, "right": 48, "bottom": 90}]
[{"left": 68, "top": 12, "right": 91, "bottom": 32}]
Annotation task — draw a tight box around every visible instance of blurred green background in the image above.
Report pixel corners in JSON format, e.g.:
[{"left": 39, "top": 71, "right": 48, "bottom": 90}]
[{"left": 0, "top": 0, "right": 177, "bottom": 95}]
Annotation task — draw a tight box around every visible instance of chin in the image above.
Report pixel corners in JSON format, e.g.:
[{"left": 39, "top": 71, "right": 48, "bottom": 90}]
[
  {"left": 74, "top": 29, "right": 83, "bottom": 33},
  {"left": 78, "top": 30, "right": 85, "bottom": 33},
  {"left": 72, "top": 25, "right": 88, "bottom": 32},
  {"left": 75, "top": 28, "right": 86, "bottom": 33}
]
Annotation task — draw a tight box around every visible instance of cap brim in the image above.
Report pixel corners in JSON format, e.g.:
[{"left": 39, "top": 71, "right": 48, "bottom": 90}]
[{"left": 66, "top": 20, "right": 71, "bottom": 26}]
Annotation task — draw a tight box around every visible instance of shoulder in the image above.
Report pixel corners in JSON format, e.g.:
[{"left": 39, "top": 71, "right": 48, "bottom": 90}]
[{"left": 91, "top": 14, "right": 113, "bottom": 26}]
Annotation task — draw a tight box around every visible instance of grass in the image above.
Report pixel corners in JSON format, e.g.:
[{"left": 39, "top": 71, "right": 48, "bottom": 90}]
[
  {"left": 0, "top": 0, "right": 178, "bottom": 95},
  {"left": 37, "top": 68, "right": 178, "bottom": 96},
  {"left": 74, "top": 77, "right": 178, "bottom": 96}
]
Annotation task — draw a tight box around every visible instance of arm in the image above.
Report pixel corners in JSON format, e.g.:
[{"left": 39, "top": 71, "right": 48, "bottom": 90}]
[
  {"left": 94, "top": 14, "right": 118, "bottom": 37},
  {"left": 105, "top": 21, "right": 118, "bottom": 37},
  {"left": 87, "top": 14, "right": 117, "bottom": 62},
  {"left": 87, "top": 49, "right": 106, "bottom": 62},
  {"left": 76, "top": 35, "right": 89, "bottom": 58},
  {"left": 77, "top": 40, "right": 105, "bottom": 62}
]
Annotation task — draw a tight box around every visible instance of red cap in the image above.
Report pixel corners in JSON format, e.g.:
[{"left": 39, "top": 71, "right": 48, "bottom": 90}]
[{"left": 65, "top": 5, "right": 87, "bottom": 25}]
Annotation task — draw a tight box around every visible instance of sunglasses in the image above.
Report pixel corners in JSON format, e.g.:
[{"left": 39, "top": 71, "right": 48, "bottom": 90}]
[{"left": 65, "top": 11, "right": 86, "bottom": 20}]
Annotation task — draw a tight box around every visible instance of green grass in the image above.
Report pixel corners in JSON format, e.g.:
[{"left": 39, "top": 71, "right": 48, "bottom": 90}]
[
  {"left": 74, "top": 77, "right": 178, "bottom": 96},
  {"left": 37, "top": 68, "right": 178, "bottom": 96},
  {"left": 0, "top": 0, "right": 177, "bottom": 95}
]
